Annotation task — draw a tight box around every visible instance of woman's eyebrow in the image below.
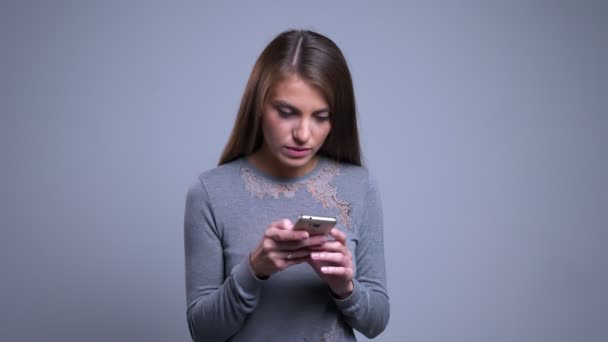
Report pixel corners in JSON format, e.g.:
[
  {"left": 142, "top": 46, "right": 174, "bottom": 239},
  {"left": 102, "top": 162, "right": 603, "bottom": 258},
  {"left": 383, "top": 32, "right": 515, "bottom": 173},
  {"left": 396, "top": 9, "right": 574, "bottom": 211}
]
[{"left": 272, "top": 100, "right": 330, "bottom": 114}]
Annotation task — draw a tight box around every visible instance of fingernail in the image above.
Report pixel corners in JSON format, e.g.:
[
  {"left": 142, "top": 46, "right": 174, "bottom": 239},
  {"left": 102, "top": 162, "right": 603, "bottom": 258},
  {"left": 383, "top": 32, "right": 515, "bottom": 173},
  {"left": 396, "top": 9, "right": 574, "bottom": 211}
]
[
  {"left": 321, "top": 266, "right": 329, "bottom": 272},
  {"left": 311, "top": 253, "right": 319, "bottom": 259},
  {"left": 300, "top": 232, "right": 309, "bottom": 239}
]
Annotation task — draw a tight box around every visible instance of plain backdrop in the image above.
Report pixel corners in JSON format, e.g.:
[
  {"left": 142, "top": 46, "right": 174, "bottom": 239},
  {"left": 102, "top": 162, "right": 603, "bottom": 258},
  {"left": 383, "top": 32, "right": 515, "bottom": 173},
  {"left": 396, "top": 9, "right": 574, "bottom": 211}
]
[{"left": 1, "top": 1, "right": 606, "bottom": 341}]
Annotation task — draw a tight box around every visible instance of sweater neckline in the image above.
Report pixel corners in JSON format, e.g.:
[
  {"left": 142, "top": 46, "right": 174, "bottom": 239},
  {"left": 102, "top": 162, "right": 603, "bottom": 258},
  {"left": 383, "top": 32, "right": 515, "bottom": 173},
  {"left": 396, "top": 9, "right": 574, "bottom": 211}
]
[{"left": 241, "top": 156, "right": 328, "bottom": 185}]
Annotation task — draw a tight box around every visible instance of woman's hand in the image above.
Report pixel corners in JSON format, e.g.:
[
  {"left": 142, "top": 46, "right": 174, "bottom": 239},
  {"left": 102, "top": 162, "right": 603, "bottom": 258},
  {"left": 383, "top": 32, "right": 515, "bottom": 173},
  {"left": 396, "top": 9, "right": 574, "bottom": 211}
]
[
  {"left": 249, "top": 219, "right": 327, "bottom": 279},
  {"left": 307, "top": 227, "right": 354, "bottom": 299}
]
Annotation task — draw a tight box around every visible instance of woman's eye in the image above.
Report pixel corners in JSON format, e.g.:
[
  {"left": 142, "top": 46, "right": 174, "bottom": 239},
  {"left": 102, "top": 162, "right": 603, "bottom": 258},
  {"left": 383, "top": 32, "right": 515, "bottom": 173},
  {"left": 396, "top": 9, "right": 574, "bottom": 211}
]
[
  {"left": 277, "top": 108, "right": 294, "bottom": 117},
  {"left": 315, "top": 114, "right": 330, "bottom": 121}
]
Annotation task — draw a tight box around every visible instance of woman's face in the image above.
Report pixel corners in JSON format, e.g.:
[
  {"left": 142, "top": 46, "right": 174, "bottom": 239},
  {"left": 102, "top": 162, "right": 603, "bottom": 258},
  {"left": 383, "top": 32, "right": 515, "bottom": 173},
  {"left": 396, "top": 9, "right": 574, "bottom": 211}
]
[{"left": 257, "top": 74, "right": 332, "bottom": 178}]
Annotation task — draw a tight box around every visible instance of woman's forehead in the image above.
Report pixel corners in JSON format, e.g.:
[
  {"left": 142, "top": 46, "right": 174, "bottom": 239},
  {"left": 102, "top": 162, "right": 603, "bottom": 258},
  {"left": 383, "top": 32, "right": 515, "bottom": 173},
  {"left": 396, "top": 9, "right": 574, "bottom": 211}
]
[{"left": 267, "top": 75, "right": 329, "bottom": 110}]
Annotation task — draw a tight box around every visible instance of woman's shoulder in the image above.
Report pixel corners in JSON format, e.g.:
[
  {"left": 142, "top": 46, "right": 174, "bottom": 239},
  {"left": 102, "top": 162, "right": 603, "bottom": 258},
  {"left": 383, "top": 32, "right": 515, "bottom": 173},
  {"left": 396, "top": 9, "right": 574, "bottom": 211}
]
[
  {"left": 322, "top": 158, "right": 380, "bottom": 200},
  {"left": 193, "top": 157, "right": 246, "bottom": 190},
  {"left": 328, "top": 158, "right": 374, "bottom": 185}
]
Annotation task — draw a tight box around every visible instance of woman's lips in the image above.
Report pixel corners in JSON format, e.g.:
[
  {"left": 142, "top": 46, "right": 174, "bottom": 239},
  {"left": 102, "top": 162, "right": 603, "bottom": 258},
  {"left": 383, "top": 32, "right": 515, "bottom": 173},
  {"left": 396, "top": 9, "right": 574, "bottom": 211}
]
[{"left": 283, "top": 146, "right": 312, "bottom": 158}]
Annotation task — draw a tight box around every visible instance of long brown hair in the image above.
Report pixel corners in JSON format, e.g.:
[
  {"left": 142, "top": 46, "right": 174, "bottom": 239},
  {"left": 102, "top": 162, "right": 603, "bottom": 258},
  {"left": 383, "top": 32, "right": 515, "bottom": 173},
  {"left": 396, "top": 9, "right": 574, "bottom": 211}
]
[{"left": 218, "top": 30, "right": 362, "bottom": 166}]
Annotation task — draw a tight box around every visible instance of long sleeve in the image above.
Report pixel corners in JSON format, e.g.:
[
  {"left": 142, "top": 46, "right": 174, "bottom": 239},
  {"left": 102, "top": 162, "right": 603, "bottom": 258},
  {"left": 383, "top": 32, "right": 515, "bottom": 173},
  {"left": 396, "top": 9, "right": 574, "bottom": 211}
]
[
  {"left": 184, "top": 178, "right": 264, "bottom": 342},
  {"left": 333, "top": 175, "right": 390, "bottom": 338}
]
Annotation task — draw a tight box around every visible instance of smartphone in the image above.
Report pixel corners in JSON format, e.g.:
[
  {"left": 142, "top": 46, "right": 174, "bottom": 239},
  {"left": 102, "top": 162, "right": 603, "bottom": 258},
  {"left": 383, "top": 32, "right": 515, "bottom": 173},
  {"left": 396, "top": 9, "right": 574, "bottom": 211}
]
[{"left": 293, "top": 215, "right": 337, "bottom": 236}]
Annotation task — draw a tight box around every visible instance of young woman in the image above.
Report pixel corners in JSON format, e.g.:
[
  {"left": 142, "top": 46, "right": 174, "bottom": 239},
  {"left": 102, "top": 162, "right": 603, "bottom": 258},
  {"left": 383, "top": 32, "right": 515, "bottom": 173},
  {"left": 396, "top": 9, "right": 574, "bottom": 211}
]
[{"left": 184, "top": 29, "right": 389, "bottom": 341}]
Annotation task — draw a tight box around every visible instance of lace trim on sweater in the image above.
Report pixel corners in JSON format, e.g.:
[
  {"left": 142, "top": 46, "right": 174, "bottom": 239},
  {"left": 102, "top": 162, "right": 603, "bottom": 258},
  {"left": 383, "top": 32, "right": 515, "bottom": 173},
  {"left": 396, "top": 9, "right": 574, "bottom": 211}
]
[
  {"left": 241, "top": 163, "right": 352, "bottom": 230},
  {"left": 300, "top": 317, "right": 348, "bottom": 341}
]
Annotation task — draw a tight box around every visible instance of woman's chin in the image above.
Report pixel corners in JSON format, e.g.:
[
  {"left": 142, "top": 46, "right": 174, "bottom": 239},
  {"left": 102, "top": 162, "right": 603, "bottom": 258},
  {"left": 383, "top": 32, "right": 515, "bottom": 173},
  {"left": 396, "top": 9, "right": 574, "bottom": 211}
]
[{"left": 275, "top": 153, "right": 317, "bottom": 175}]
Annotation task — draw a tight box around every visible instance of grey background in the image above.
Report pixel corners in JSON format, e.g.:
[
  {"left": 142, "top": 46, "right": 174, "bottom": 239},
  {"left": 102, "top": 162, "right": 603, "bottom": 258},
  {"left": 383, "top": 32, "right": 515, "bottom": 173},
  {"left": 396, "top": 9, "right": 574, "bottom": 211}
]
[{"left": 1, "top": 1, "right": 606, "bottom": 341}]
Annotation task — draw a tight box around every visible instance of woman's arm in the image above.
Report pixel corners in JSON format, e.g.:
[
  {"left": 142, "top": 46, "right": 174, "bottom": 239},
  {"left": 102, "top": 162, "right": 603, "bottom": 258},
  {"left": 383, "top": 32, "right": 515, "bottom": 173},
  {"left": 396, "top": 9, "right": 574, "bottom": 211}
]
[
  {"left": 184, "top": 179, "right": 264, "bottom": 342},
  {"left": 333, "top": 175, "right": 390, "bottom": 338}
]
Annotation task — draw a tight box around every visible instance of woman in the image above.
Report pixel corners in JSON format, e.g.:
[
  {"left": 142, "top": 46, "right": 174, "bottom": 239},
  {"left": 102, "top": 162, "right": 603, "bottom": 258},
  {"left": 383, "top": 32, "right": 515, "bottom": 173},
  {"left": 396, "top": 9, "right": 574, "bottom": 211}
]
[{"left": 184, "top": 29, "right": 389, "bottom": 341}]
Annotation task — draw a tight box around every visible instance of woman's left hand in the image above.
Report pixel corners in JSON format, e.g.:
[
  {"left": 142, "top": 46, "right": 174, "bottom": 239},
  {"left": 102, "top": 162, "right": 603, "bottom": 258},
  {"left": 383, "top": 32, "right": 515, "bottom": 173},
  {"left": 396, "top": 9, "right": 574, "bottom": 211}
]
[{"left": 307, "top": 227, "right": 354, "bottom": 299}]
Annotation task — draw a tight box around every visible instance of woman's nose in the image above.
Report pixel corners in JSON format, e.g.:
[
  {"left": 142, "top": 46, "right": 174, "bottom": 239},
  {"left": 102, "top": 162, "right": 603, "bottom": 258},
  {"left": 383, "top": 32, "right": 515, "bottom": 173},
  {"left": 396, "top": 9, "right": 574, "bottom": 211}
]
[{"left": 293, "top": 119, "right": 311, "bottom": 143}]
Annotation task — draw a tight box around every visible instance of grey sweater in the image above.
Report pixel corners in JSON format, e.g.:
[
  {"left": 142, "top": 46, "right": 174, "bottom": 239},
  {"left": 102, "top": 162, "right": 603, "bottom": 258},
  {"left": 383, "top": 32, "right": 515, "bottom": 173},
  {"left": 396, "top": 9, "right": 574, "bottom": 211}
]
[{"left": 184, "top": 157, "right": 389, "bottom": 341}]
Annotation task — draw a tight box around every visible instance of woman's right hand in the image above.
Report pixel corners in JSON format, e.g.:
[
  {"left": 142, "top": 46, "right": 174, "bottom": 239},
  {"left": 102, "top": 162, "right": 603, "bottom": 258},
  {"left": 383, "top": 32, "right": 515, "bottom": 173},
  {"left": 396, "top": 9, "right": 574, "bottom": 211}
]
[{"left": 249, "top": 219, "right": 327, "bottom": 278}]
